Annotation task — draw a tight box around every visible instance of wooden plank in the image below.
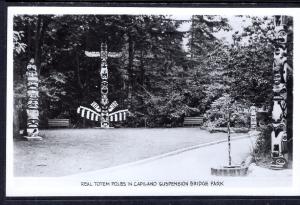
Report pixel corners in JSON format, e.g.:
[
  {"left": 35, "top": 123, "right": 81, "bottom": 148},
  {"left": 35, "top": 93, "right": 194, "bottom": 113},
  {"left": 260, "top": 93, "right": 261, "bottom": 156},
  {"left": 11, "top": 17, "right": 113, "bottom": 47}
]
[
  {"left": 183, "top": 116, "right": 203, "bottom": 126},
  {"left": 48, "top": 119, "right": 70, "bottom": 128}
]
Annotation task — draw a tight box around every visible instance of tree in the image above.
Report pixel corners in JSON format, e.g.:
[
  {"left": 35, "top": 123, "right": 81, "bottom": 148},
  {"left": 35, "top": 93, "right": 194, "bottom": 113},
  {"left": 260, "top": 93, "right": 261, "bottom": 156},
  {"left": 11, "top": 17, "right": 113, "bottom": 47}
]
[
  {"left": 204, "top": 94, "right": 250, "bottom": 129},
  {"left": 186, "top": 15, "right": 232, "bottom": 114},
  {"left": 189, "top": 15, "right": 231, "bottom": 58}
]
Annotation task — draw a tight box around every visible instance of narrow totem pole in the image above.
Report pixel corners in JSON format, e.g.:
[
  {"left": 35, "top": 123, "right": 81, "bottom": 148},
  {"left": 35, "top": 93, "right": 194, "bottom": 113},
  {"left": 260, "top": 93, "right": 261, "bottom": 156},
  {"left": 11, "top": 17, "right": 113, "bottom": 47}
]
[
  {"left": 99, "top": 43, "right": 110, "bottom": 128},
  {"left": 271, "top": 15, "right": 289, "bottom": 169},
  {"left": 227, "top": 111, "right": 232, "bottom": 166},
  {"left": 25, "top": 58, "right": 42, "bottom": 140},
  {"left": 250, "top": 106, "right": 257, "bottom": 130},
  {"left": 77, "top": 42, "right": 130, "bottom": 128}
]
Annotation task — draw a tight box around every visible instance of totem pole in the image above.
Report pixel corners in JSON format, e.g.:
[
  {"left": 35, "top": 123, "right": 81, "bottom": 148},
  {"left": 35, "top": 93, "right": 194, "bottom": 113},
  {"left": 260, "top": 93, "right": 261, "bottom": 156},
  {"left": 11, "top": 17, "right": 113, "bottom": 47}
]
[
  {"left": 77, "top": 42, "right": 130, "bottom": 128},
  {"left": 271, "top": 15, "right": 289, "bottom": 169},
  {"left": 25, "top": 58, "right": 41, "bottom": 140},
  {"left": 250, "top": 106, "right": 257, "bottom": 130},
  {"left": 99, "top": 43, "right": 110, "bottom": 128}
]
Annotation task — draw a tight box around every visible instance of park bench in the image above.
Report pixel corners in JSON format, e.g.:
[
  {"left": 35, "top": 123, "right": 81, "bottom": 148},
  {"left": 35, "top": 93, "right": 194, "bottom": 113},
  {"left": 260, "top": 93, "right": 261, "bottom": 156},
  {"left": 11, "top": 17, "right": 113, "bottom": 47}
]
[
  {"left": 48, "top": 119, "right": 70, "bottom": 128},
  {"left": 183, "top": 117, "right": 204, "bottom": 127}
]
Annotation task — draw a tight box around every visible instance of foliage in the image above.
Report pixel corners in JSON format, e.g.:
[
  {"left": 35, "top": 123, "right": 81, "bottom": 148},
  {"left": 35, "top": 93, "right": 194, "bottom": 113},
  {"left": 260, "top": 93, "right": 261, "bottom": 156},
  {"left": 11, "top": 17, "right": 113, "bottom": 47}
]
[
  {"left": 12, "top": 15, "right": 291, "bottom": 130},
  {"left": 188, "top": 15, "right": 231, "bottom": 57},
  {"left": 252, "top": 124, "right": 272, "bottom": 161},
  {"left": 13, "top": 31, "right": 27, "bottom": 54},
  {"left": 204, "top": 94, "right": 250, "bottom": 128}
]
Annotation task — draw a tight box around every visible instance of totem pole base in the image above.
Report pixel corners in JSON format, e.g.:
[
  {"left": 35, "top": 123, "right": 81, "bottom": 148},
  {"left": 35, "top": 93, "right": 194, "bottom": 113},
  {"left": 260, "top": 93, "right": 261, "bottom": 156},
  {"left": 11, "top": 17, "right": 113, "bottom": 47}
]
[
  {"left": 270, "top": 157, "right": 288, "bottom": 170},
  {"left": 95, "top": 126, "right": 114, "bottom": 129},
  {"left": 211, "top": 165, "right": 248, "bottom": 176},
  {"left": 23, "top": 135, "right": 43, "bottom": 141}
]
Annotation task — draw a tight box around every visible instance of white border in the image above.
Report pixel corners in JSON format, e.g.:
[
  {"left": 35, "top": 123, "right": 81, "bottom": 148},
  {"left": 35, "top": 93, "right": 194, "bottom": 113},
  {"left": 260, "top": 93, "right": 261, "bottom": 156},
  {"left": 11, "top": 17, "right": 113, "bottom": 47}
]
[{"left": 6, "top": 6, "right": 300, "bottom": 196}]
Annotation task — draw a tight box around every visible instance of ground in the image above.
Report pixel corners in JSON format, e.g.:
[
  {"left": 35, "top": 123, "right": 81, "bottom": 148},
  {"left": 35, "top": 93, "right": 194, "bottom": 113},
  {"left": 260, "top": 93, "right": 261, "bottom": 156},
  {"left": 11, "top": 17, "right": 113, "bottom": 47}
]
[
  {"left": 14, "top": 128, "right": 244, "bottom": 177},
  {"left": 10, "top": 128, "right": 293, "bottom": 196},
  {"left": 64, "top": 137, "right": 292, "bottom": 189}
]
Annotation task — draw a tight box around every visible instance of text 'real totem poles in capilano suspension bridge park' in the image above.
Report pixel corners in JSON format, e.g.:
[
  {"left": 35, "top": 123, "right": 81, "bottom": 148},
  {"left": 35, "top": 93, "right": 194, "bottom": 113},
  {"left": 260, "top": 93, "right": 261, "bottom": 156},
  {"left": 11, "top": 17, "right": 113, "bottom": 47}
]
[
  {"left": 26, "top": 58, "right": 40, "bottom": 138},
  {"left": 77, "top": 42, "right": 130, "bottom": 128},
  {"left": 271, "top": 15, "right": 290, "bottom": 169}
]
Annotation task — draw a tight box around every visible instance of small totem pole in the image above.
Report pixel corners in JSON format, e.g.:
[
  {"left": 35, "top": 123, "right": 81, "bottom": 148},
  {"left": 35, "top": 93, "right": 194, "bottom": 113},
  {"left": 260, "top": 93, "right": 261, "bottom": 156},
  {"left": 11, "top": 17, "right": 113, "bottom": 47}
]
[
  {"left": 77, "top": 42, "right": 130, "bottom": 128},
  {"left": 271, "top": 15, "right": 289, "bottom": 169},
  {"left": 250, "top": 106, "right": 257, "bottom": 130},
  {"left": 25, "top": 58, "right": 41, "bottom": 140}
]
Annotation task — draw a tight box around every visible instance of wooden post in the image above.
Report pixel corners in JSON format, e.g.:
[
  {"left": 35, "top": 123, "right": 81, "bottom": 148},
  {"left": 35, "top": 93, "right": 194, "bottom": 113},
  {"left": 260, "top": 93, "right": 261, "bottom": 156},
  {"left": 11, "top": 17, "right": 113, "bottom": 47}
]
[{"left": 227, "top": 113, "right": 231, "bottom": 166}]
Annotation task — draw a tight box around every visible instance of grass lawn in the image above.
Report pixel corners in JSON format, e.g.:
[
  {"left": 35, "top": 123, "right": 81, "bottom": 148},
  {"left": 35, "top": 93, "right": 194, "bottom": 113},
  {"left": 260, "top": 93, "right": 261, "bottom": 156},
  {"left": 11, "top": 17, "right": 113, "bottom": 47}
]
[{"left": 14, "top": 128, "right": 241, "bottom": 177}]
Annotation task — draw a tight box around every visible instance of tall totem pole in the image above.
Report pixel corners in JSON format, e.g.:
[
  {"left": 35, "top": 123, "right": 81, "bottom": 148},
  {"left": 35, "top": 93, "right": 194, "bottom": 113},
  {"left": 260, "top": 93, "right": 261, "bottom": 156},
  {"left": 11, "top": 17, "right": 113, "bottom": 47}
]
[
  {"left": 25, "top": 58, "right": 41, "bottom": 140},
  {"left": 271, "top": 16, "right": 289, "bottom": 169},
  {"left": 77, "top": 42, "right": 130, "bottom": 128},
  {"left": 99, "top": 43, "right": 110, "bottom": 128}
]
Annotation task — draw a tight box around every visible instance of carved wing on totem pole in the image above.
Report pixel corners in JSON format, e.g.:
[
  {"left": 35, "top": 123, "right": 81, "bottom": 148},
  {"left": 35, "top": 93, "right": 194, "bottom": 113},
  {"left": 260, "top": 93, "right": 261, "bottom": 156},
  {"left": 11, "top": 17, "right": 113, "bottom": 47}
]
[
  {"left": 77, "top": 106, "right": 101, "bottom": 121},
  {"left": 76, "top": 101, "right": 130, "bottom": 124},
  {"left": 109, "top": 109, "right": 130, "bottom": 122}
]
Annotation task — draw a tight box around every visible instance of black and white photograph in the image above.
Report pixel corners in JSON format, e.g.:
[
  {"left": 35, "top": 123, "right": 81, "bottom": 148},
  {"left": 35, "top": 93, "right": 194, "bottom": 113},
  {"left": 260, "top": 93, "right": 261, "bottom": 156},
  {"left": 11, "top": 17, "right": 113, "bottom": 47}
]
[{"left": 6, "top": 7, "right": 300, "bottom": 196}]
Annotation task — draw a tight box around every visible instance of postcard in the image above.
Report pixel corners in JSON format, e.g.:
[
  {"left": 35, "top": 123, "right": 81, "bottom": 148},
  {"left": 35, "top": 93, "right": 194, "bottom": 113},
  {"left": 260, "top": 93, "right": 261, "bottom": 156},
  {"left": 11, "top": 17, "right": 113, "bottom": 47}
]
[{"left": 6, "top": 6, "right": 300, "bottom": 196}]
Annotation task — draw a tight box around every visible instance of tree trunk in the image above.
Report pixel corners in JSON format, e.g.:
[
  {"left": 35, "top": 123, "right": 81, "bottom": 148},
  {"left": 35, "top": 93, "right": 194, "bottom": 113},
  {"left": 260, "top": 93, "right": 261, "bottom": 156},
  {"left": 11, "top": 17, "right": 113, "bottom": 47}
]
[
  {"left": 34, "top": 15, "right": 42, "bottom": 75},
  {"left": 37, "top": 16, "right": 49, "bottom": 76},
  {"left": 75, "top": 50, "right": 84, "bottom": 90},
  {"left": 127, "top": 33, "right": 134, "bottom": 108},
  {"left": 34, "top": 16, "right": 50, "bottom": 76},
  {"left": 13, "top": 101, "right": 20, "bottom": 138},
  {"left": 190, "top": 15, "right": 195, "bottom": 59},
  {"left": 139, "top": 50, "right": 145, "bottom": 87}
]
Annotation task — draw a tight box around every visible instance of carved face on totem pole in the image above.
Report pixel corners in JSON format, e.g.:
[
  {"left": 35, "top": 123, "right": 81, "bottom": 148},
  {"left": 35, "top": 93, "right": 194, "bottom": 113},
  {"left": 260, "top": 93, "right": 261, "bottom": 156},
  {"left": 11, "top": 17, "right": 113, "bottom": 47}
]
[
  {"left": 274, "top": 73, "right": 281, "bottom": 85},
  {"left": 272, "top": 100, "right": 283, "bottom": 123},
  {"left": 272, "top": 97, "right": 287, "bottom": 124},
  {"left": 274, "top": 24, "right": 288, "bottom": 44},
  {"left": 27, "top": 89, "right": 39, "bottom": 98},
  {"left": 273, "top": 62, "right": 288, "bottom": 84},
  {"left": 101, "top": 96, "right": 109, "bottom": 106},
  {"left": 274, "top": 46, "right": 287, "bottom": 62},
  {"left": 273, "top": 85, "right": 287, "bottom": 99},
  {"left": 101, "top": 109, "right": 109, "bottom": 127},
  {"left": 272, "top": 96, "right": 287, "bottom": 119},
  {"left": 101, "top": 82, "right": 108, "bottom": 95},
  {"left": 27, "top": 119, "right": 39, "bottom": 128},
  {"left": 27, "top": 79, "right": 39, "bottom": 89},
  {"left": 100, "top": 62, "right": 108, "bottom": 80},
  {"left": 271, "top": 119, "right": 288, "bottom": 155},
  {"left": 27, "top": 100, "right": 39, "bottom": 109},
  {"left": 27, "top": 59, "right": 37, "bottom": 72}
]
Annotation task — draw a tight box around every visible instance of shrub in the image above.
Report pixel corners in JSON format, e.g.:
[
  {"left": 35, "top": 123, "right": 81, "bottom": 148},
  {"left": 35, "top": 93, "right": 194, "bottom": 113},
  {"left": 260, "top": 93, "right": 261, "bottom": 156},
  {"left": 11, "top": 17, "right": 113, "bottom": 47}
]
[
  {"left": 204, "top": 94, "right": 251, "bottom": 129},
  {"left": 253, "top": 124, "right": 272, "bottom": 161}
]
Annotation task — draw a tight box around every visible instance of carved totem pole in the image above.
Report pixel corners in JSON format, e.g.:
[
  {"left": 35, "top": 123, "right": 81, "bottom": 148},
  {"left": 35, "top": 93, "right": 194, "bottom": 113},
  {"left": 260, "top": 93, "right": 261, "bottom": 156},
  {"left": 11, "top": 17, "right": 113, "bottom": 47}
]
[
  {"left": 271, "top": 15, "right": 289, "bottom": 169},
  {"left": 250, "top": 106, "right": 257, "bottom": 130},
  {"left": 77, "top": 42, "right": 130, "bottom": 128},
  {"left": 25, "top": 58, "right": 41, "bottom": 139}
]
